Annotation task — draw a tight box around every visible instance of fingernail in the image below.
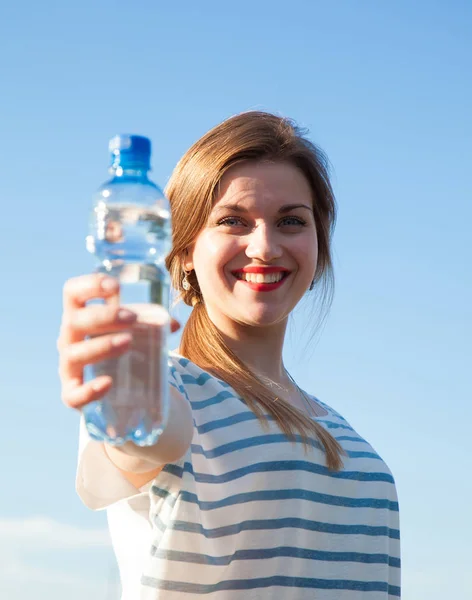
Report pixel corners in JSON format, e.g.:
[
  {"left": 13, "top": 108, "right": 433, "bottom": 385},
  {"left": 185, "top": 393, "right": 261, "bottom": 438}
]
[
  {"left": 112, "top": 332, "right": 133, "bottom": 347},
  {"left": 117, "top": 309, "right": 137, "bottom": 322},
  {"left": 101, "top": 277, "right": 118, "bottom": 292},
  {"left": 92, "top": 377, "right": 111, "bottom": 392}
]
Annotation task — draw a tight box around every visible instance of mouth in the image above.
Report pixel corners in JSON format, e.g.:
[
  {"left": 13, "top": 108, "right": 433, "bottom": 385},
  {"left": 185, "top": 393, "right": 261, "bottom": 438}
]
[{"left": 231, "top": 268, "right": 291, "bottom": 292}]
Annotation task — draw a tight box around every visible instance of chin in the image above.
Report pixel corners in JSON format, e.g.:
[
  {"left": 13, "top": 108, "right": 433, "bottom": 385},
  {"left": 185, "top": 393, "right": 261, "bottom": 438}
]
[{"left": 240, "top": 307, "right": 290, "bottom": 328}]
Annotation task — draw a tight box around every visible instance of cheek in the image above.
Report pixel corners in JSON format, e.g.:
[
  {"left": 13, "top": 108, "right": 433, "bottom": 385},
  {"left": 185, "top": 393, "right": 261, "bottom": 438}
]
[
  {"left": 193, "top": 233, "right": 219, "bottom": 266},
  {"left": 294, "top": 236, "right": 318, "bottom": 268},
  {"left": 193, "top": 234, "right": 237, "bottom": 282}
]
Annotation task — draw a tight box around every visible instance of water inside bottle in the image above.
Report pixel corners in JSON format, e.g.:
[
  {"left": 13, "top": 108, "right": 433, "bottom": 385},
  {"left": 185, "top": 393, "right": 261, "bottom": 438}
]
[
  {"left": 84, "top": 202, "right": 172, "bottom": 446},
  {"left": 88, "top": 202, "right": 171, "bottom": 266}
]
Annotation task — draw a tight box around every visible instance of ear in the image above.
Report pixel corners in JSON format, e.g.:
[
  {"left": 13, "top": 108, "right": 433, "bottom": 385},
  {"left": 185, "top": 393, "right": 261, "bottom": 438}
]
[{"left": 182, "top": 247, "right": 194, "bottom": 272}]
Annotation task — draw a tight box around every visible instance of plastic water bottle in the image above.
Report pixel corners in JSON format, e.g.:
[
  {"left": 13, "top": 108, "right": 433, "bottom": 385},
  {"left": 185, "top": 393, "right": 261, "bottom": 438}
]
[{"left": 83, "top": 134, "right": 172, "bottom": 446}]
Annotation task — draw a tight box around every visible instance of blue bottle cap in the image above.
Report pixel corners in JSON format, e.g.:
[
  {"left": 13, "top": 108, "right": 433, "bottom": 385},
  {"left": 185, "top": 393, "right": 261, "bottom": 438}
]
[{"left": 109, "top": 134, "right": 151, "bottom": 170}]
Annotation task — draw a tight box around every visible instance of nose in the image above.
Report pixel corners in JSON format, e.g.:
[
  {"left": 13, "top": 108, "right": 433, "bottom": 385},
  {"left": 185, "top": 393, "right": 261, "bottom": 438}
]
[{"left": 245, "top": 224, "right": 283, "bottom": 262}]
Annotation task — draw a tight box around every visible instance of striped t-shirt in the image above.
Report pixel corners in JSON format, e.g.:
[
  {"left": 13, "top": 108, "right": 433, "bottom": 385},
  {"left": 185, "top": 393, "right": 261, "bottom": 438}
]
[{"left": 136, "top": 353, "right": 401, "bottom": 599}]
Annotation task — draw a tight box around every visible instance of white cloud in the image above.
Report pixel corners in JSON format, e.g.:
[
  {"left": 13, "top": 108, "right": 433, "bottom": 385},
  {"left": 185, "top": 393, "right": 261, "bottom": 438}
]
[
  {"left": 0, "top": 516, "right": 119, "bottom": 600},
  {"left": 0, "top": 566, "right": 120, "bottom": 600},
  {"left": 0, "top": 516, "right": 112, "bottom": 549},
  {"left": 0, "top": 561, "right": 88, "bottom": 587}
]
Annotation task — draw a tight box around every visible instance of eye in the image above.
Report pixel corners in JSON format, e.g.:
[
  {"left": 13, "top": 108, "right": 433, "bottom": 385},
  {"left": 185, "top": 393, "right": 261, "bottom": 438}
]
[
  {"left": 217, "top": 216, "right": 246, "bottom": 227},
  {"left": 278, "top": 216, "right": 307, "bottom": 227}
]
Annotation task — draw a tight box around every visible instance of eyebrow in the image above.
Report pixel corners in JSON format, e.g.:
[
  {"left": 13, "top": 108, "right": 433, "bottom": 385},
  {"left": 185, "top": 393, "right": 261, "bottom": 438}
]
[{"left": 213, "top": 203, "right": 313, "bottom": 214}]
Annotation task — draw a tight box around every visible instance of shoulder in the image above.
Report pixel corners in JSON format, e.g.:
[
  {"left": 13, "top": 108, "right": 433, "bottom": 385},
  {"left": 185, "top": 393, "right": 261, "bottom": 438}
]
[
  {"left": 168, "top": 351, "right": 248, "bottom": 424},
  {"left": 309, "top": 395, "right": 397, "bottom": 481},
  {"left": 308, "top": 393, "right": 350, "bottom": 423},
  {"left": 306, "top": 392, "right": 367, "bottom": 440},
  {"left": 168, "top": 351, "right": 233, "bottom": 396}
]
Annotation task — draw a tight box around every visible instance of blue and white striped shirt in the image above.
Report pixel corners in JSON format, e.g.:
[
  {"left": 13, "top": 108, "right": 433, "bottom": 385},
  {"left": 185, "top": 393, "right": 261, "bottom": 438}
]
[{"left": 139, "top": 353, "right": 401, "bottom": 599}]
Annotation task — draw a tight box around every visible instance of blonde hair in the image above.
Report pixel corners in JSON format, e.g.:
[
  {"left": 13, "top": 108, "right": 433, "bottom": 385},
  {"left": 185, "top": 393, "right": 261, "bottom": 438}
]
[{"left": 165, "top": 111, "right": 344, "bottom": 470}]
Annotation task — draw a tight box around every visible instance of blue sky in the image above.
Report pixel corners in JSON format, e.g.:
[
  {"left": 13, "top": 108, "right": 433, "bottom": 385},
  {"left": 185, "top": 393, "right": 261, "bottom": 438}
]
[{"left": 0, "top": 1, "right": 470, "bottom": 598}]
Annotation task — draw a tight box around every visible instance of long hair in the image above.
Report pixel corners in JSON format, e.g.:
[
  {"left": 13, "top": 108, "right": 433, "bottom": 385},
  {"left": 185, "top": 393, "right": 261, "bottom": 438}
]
[{"left": 165, "top": 111, "right": 344, "bottom": 470}]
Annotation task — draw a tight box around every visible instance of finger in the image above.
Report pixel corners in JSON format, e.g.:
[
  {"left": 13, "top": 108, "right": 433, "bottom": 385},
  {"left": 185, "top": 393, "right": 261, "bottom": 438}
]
[
  {"left": 66, "top": 304, "right": 138, "bottom": 339},
  {"left": 60, "top": 274, "right": 121, "bottom": 346},
  {"left": 62, "top": 375, "right": 113, "bottom": 410},
  {"left": 63, "top": 273, "right": 120, "bottom": 312},
  {"left": 59, "top": 331, "right": 133, "bottom": 383}
]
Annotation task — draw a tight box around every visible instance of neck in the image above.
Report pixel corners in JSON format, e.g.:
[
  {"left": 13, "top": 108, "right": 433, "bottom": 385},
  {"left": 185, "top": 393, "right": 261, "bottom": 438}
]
[{"left": 206, "top": 310, "right": 291, "bottom": 387}]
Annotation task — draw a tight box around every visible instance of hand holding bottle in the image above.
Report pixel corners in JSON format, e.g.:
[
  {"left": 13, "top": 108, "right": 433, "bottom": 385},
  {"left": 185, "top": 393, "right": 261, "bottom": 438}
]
[{"left": 57, "top": 273, "right": 179, "bottom": 417}]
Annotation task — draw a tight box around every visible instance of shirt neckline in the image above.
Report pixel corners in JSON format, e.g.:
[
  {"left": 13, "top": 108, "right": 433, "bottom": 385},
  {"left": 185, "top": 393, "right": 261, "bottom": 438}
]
[{"left": 170, "top": 350, "right": 332, "bottom": 422}]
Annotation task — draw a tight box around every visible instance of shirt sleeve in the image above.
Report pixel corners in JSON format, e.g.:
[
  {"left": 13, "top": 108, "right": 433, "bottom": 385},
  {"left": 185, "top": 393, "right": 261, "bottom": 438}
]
[
  {"left": 76, "top": 355, "right": 187, "bottom": 511},
  {"left": 75, "top": 415, "right": 153, "bottom": 511}
]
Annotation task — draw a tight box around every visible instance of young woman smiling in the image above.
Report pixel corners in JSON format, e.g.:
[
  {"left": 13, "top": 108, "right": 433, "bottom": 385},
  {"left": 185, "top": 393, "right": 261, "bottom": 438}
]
[{"left": 58, "top": 111, "right": 400, "bottom": 599}]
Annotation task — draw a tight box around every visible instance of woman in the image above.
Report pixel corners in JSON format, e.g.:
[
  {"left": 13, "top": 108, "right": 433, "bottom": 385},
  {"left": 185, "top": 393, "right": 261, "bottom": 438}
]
[{"left": 58, "top": 111, "right": 401, "bottom": 599}]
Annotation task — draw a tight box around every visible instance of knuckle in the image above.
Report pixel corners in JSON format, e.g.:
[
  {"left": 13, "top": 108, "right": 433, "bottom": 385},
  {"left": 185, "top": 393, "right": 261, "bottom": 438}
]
[
  {"left": 56, "top": 322, "right": 70, "bottom": 349},
  {"left": 107, "top": 335, "right": 119, "bottom": 353},
  {"left": 61, "top": 389, "right": 73, "bottom": 407},
  {"left": 84, "top": 304, "right": 105, "bottom": 324},
  {"left": 63, "top": 277, "right": 79, "bottom": 299},
  {"left": 96, "top": 303, "right": 112, "bottom": 321},
  {"left": 63, "top": 274, "right": 102, "bottom": 305},
  {"left": 69, "top": 310, "right": 83, "bottom": 331},
  {"left": 90, "top": 306, "right": 117, "bottom": 331},
  {"left": 61, "top": 379, "right": 83, "bottom": 408},
  {"left": 73, "top": 306, "right": 101, "bottom": 333},
  {"left": 62, "top": 343, "right": 81, "bottom": 364}
]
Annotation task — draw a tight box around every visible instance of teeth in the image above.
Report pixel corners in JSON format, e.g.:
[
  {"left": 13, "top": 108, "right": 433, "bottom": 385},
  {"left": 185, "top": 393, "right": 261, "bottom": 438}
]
[{"left": 238, "top": 272, "right": 284, "bottom": 283}]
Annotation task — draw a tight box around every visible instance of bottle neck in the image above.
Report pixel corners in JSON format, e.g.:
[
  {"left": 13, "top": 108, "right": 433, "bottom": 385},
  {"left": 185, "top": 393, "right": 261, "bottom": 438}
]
[{"left": 109, "top": 166, "right": 150, "bottom": 180}]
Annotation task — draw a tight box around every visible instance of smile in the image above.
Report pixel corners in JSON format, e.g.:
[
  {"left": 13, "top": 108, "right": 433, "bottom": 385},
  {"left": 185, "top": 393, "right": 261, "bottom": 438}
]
[{"left": 231, "top": 268, "right": 291, "bottom": 291}]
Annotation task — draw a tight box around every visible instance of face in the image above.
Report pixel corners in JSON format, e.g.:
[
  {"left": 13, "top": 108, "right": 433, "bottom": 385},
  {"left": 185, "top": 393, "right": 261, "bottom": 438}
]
[{"left": 184, "top": 161, "right": 318, "bottom": 334}]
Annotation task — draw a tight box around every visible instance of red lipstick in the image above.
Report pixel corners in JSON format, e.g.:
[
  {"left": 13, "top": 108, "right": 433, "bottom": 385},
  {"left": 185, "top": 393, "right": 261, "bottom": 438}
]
[{"left": 231, "top": 267, "right": 291, "bottom": 292}]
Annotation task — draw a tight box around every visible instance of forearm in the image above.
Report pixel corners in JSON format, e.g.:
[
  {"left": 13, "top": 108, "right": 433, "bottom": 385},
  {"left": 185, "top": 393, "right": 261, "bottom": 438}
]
[{"left": 104, "top": 386, "right": 193, "bottom": 473}]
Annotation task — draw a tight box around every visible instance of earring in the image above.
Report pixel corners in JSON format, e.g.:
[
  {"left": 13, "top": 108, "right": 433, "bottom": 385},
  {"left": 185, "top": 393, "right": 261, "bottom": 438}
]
[{"left": 182, "top": 273, "right": 191, "bottom": 291}]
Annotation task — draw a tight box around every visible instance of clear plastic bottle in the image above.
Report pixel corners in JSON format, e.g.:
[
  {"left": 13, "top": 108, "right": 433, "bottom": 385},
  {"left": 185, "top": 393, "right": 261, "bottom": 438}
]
[{"left": 83, "top": 134, "right": 172, "bottom": 446}]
